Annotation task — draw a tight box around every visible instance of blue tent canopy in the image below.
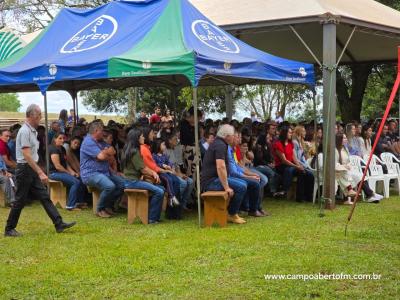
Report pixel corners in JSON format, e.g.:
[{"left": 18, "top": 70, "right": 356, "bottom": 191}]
[{"left": 0, "top": 0, "right": 315, "bottom": 94}]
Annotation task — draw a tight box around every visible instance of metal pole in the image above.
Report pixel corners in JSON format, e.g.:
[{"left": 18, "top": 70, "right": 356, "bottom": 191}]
[
  {"left": 225, "top": 85, "right": 233, "bottom": 121},
  {"left": 72, "top": 92, "right": 77, "bottom": 125},
  {"left": 43, "top": 92, "right": 50, "bottom": 177},
  {"left": 193, "top": 87, "right": 202, "bottom": 227},
  {"left": 322, "top": 20, "right": 337, "bottom": 209},
  {"left": 75, "top": 93, "right": 79, "bottom": 122},
  {"left": 172, "top": 87, "right": 178, "bottom": 128},
  {"left": 312, "top": 90, "right": 321, "bottom": 204}
]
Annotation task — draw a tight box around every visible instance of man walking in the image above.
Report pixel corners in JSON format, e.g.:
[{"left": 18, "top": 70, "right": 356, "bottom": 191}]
[{"left": 4, "top": 104, "right": 76, "bottom": 237}]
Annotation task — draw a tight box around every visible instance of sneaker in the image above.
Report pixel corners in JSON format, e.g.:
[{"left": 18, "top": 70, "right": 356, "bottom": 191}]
[
  {"left": 273, "top": 191, "right": 286, "bottom": 198},
  {"left": 55, "top": 221, "right": 76, "bottom": 233},
  {"left": 4, "top": 229, "right": 22, "bottom": 237},
  {"left": 148, "top": 220, "right": 159, "bottom": 224},
  {"left": 248, "top": 211, "right": 264, "bottom": 217},
  {"left": 346, "top": 189, "right": 357, "bottom": 197},
  {"left": 374, "top": 193, "right": 384, "bottom": 200},
  {"left": 171, "top": 196, "right": 180, "bottom": 206},
  {"left": 228, "top": 214, "right": 246, "bottom": 224},
  {"left": 67, "top": 207, "right": 81, "bottom": 211},
  {"left": 104, "top": 208, "right": 115, "bottom": 216},
  {"left": 343, "top": 199, "right": 354, "bottom": 205},
  {"left": 96, "top": 210, "right": 111, "bottom": 218},
  {"left": 366, "top": 196, "right": 380, "bottom": 203}
]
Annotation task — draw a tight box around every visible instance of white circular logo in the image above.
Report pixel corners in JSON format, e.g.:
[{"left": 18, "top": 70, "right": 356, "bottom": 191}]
[
  {"left": 142, "top": 61, "right": 152, "bottom": 69},
  {"left": 299, "top": 67, "right": 307, "bottom": 77},
  {"left": 60, "top": 15, "right": 118, "bottom": 54},
  {"left": 192, "top": 20, "right": 240, "bottom": 54},
  {"left": 49, "top": 64, "right": 57, "bottom": 76}
]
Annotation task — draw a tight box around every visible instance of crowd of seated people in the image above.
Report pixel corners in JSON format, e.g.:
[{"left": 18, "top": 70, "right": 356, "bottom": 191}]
[{"left": 2, "top": 107, "right": 398, "bottom": 224}]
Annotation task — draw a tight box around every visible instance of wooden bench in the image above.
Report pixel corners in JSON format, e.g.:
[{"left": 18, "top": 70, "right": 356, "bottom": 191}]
[
  {"left": 87, "top": 186, "right": 101, "bottom": 214},
  {"left": 287, "top": 177, "right": 297, "bottom": 201},
  {"left": 49, "top": 180, "right": 67, "bottom": 209},
  {"left": 201, "top": 191, "right": 229, "bottom": 227},
  {"left": 0, "top": 189, "right": 6, "bottom": 208},
  {"left": 125, "top": 189, "right": 150, "bottom": 224}
]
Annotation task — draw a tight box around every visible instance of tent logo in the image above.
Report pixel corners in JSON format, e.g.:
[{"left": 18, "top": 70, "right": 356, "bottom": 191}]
[
  {"left": 60, "top": 15, "right": 118, "bottom": 53},
  {"left": 49, "top": 64, "right": 57, "bottom": 76},
  {"left": 224, "top": 62, "right": 232, "bottom": 71},
  {"left": 299, "top": 67, "right": 307, "bottom": 77},
  {"left": 142, "top": 60, "right": 152, "bottom": 69},
  {"left": 192, "top": 20, "right": 240, "bottom": 54}
]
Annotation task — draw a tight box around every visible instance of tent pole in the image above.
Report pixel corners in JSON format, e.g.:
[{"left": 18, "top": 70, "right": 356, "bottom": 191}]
[
  {"left": 312, "top": 89, "right": 321, "bottom": 206},
  {"left": 225, "top": 85, "right": 233, "bottom": 121},
  {"left": 172, "top": 87, "right": 178, "bottom": 128},
  {"left": 322, "top": 19, "right": 338, "bottom": 209},
  {"left": 193, "top": 87, "right": 202, "bottom": 227},
  {"left": 72, "top": 93, "right": 76, "bottom": 125},
  {"left": 75, "top": 93, "right": 79, "bottom": 123},
  {"left": 43, "top": 92, "right": 50, "bottom": 177}
]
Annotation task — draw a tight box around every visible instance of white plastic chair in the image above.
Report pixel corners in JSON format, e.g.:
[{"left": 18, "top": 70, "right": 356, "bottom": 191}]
[
  {"left": 380, "top": 152, "right": 400, "bottom": 195},
  {"left": 350, "top": 155, "right": 388, "bottom": 198}
]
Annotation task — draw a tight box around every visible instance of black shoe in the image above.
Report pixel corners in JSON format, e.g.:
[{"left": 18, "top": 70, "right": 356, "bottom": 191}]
[
  {"left": 4, "top": 229, "right": 22, "bottom": 237},
  {"left": 55, "top": 221, "right": 76, "bottom": 233}
]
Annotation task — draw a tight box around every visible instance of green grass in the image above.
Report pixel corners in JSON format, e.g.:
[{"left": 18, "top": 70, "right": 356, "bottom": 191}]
[{"left": 0, "top": 197, "right": 399, "bottom": 299}]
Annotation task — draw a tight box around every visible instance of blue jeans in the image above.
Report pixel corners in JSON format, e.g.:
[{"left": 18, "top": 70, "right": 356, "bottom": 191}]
[
  {"left": 239, "top": 177, "right": 261, "bottom": 212},
  {"left": 205, "top": 177, "right": 247, "bottom": 215},
  {"left": 49, "top": 172, "right": 86, "bottom": 209},
  {"left": 249, "top": 167, "right": 268, "bottom": 209},
  {"left": 255, "top": 165, "right": 280, "bottom": 193},
  {"left": 86, "top": 173, "right": 125, "bottom": 212},
  {"left": 124, "top": 179, "right": 165, "bottom": 222},
  {"left": 159, "top": 173, "right": 180, "bottom": 199},
  {"left": 177, "top": 176, "right": 194, "bottom": 208}
]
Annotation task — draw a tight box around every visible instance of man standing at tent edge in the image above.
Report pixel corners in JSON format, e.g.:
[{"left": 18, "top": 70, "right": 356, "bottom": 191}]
[{"left": 4, "top": 104, "right": 76, "bottom": 237}]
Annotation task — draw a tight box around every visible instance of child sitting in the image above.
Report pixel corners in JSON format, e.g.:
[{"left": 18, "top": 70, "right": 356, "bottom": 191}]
[{"left": 152, "top": 139, "right": 180, "bottom": 207}]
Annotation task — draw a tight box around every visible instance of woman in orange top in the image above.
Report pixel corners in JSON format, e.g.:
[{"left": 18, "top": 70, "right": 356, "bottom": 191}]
[{"left": 140, "top": 127, "right": 181, "bottom": 210}]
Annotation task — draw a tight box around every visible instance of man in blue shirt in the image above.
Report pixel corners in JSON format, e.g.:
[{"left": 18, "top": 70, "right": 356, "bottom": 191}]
[
  {"left": 80, "top": 121, "right": 124, "bottom": 218},
  {"left": 227, "top": 132, "right": 265, "bottom": 217}
]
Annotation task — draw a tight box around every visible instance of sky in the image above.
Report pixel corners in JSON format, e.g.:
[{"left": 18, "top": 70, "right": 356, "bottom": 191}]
[{"left": 18, "top": 91, "right": 96, "bottom": 115}]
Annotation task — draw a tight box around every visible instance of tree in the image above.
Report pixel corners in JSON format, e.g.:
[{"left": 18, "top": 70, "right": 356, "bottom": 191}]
[
  {"left": 0, "top": 93, "right": 21, "bottom": 111},
  {"left": 237, "top": 84, "right": 313, "bottom": 121}
]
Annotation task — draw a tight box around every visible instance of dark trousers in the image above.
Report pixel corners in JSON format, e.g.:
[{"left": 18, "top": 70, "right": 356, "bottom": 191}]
[
  {"left": 276, "top": 165, "right": 314, "bottom": 202},
  {"left": 5, "top": 163, "right": 62, "bottom": 232}
]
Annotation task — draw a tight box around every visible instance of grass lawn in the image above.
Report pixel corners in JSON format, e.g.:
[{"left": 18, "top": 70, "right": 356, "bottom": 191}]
[{"left": 0, "top": 197, "right": 399, "bottom": 299}]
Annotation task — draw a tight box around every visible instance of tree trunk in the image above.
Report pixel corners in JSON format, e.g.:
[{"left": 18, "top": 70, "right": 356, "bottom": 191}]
[
  {"left": 127, "top": 87, "right": 137, "bottom": 124},
  {"left": 337, "top": 64, "right": 373, "bottom": 123}
]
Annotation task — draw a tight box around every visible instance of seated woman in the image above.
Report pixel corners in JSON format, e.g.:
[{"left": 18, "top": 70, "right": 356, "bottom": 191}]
[
  {"left": 345, "top": 123, "right": 363, "bottom": 157},
  {"left": 360, "top": 124, "right": 373, "bottom": 158},
  {"left": 66, "top": 136, "right": 81, "bottom": 176},
  {"left": 292, "top": 125, "right": 312, "bottom": 169},
  {"left": 336, "top": 134, "right": 383, "bottom": 203},
  {"left": 48, "top": 133, "right": 86, "bottom": 211},
  {"left": 273, "top": 126, "right": 314, "bottom": 202},
  {"left": 165, "top": 133, "right": 194, "bottom": 211},
  {"left": 121, "top": 128, "right": 165, "bottom": 224},
  {"left": 141, "top": 127, "right": 182, "bottom": 219}
]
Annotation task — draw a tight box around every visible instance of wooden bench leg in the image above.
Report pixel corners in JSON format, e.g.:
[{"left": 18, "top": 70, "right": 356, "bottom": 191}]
[
  {"left": 204, "top": 197, "right": 228, "bottom": 227},
  {"left": 127, "top": 193, "right": 149, "bottom": 224},
  {"left": 0, "top": 189, "right": 5, "bottom": 208},
  {"left": 92, "top": 190, "right": 101, "bottom": 214},
  {"left": 50, "top": 182, "right": 67, "bottom": 209}
]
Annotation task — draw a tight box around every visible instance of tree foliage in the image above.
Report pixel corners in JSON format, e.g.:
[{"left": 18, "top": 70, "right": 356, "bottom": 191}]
[
  {"left": 0, "top": 93, "right": 21, "bottom": 111},
  {"left": 238, "top": 84, "right": 313, "bottom": 121}
]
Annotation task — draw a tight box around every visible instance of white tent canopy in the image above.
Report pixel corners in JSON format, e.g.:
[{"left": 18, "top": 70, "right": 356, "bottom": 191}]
[
  {"left": 191, "top": 0, "right": 400, "bottom": 63},
  {"left": 191, "top": 0, "right": 400, "bottom": 207}
]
